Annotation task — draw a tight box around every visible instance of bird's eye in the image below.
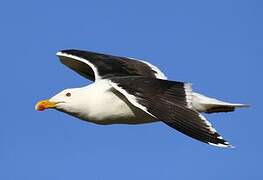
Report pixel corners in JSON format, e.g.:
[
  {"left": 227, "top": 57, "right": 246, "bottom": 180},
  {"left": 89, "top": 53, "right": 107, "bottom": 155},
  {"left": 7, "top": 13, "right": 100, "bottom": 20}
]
[{"left": 66, "top": 92, "right": 71, "bottom": 97}]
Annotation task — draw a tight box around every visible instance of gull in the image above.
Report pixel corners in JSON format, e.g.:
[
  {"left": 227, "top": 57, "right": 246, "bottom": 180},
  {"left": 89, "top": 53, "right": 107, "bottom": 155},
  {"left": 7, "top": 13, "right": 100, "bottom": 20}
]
[{"left": 35, "top": 49, "right": 248, "bottom": 148}]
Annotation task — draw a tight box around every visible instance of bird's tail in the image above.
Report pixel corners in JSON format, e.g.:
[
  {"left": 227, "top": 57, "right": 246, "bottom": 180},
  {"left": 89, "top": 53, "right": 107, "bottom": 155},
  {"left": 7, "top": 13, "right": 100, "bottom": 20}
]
[{"left": 191, "top": 92, "right": 249, "bottom": 114}]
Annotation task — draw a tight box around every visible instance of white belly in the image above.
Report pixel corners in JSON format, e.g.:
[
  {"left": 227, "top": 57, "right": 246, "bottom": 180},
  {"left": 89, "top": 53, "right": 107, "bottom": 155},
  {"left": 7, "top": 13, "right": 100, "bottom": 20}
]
[{"left": 76, "top": 80, "right": 156, "bottom": 125}]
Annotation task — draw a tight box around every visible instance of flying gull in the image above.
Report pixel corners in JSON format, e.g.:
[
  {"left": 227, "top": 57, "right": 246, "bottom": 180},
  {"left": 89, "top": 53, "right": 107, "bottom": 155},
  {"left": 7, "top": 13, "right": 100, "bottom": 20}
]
[{"left": 35, "top": 49, "right": 248, "bottom": 148}]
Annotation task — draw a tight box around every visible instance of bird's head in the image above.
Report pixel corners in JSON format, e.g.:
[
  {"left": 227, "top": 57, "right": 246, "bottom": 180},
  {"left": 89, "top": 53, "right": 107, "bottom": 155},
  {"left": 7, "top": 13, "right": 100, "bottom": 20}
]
[{"left": 35, "top": 88, "right": 84, "bottom": 114}]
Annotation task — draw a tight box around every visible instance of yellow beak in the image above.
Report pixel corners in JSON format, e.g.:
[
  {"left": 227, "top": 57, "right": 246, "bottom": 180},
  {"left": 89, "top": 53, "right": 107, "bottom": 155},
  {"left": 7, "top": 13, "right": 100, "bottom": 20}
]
[{"left": 35, "top": 100, "right": 58, "bottom": 111}]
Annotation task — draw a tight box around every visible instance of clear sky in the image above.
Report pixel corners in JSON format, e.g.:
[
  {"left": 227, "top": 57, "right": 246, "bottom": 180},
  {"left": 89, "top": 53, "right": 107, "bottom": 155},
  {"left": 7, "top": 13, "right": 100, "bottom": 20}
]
[{"left": 1, "top": 0, "right": 262, "bottom": 179}]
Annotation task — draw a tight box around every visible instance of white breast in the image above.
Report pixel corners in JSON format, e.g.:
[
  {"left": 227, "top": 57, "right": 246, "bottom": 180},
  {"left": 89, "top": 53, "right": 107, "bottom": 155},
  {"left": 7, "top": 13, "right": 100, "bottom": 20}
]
[{"left": 75, "top": 80, "right": 156, "bottom": 125}]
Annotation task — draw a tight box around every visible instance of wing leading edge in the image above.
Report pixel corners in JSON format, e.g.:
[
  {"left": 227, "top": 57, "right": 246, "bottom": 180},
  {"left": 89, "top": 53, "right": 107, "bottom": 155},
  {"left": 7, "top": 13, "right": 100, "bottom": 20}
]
[{"left": 57, "top": 49, "right": 167, "bottom": 81}]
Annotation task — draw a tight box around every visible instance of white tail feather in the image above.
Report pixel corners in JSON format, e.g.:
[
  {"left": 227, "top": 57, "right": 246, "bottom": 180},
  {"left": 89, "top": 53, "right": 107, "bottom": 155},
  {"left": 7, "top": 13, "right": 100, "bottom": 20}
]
[{"left": 191, "top": 92, "right": 249, "bottom": 113}]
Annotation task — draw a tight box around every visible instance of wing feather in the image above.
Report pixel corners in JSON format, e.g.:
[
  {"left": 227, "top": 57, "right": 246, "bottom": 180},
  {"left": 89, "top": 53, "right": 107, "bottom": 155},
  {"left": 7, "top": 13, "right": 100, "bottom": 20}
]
[
  {"left": 109, "top": 77, "right": 233, "bottom": 148},
  {"left": 57, "top": 49, "right": 167, "bottom": 81}
]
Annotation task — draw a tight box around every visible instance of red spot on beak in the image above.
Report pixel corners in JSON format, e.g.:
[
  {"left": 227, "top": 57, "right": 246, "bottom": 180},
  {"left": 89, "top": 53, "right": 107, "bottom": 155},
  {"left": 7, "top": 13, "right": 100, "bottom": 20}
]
[
  {"left": 35, "top": 100, "right": 57, "bottom": 111},
  {"left": 37, "top": 104, "right": 46, "bottom": 111}
]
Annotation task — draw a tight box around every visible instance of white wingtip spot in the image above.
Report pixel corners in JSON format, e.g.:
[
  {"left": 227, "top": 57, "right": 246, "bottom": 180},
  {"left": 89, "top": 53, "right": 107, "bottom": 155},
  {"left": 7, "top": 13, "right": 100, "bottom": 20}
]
[
  {"left": 208, "top": 142, "right": 235, "bottom": 149},
  {"left": 198, "top": 113, "right": 234, "bottom": 148},
  {"left": 56, "top": 51, "right": 63, "bottom": 56},
  {"left": 218, "top": 136, "right": 224, "bottom": 140}
]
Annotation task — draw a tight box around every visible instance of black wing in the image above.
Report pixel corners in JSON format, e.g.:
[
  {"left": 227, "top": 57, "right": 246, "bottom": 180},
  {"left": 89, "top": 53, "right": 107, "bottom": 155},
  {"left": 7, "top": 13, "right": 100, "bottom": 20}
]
[
  {"left": 109, "top": 76, "right": 233, "bottom": 148},
  {"left": 56, "top": 49, "right": 167, "bottom": 81}
]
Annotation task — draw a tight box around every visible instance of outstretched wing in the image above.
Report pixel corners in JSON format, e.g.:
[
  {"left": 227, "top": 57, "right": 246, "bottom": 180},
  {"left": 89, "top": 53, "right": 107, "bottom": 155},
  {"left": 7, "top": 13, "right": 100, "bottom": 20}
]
[
  {"left": 56, "top": 49, "right": 167, "bottom": 81},
  {"left": 108, "top": 76, "right": 233, "bottom": 148}
]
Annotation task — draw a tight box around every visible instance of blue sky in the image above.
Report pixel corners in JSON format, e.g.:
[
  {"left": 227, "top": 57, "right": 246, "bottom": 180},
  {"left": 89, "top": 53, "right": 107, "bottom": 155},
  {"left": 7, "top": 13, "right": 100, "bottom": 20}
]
[{"left": 0, "top": 0, "right": 262, "bottom": 179}]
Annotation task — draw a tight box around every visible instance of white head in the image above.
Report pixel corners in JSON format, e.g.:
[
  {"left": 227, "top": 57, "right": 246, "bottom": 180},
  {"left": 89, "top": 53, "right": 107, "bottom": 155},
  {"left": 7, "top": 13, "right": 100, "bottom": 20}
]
[{"left": 35, "top": 87, "right": 89, "bottom": 117}]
